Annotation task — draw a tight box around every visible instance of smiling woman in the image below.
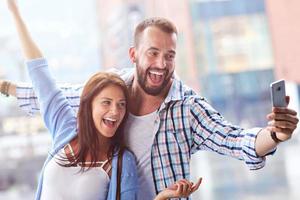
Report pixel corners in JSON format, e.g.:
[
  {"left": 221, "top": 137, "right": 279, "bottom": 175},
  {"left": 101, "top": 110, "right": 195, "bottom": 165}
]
[{"left": 5, "top": 0, "right": 139, "bottom": 199}]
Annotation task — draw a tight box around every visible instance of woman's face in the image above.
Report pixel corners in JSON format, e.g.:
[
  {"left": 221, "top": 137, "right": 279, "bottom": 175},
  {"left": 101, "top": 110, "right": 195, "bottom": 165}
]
[{"left": 92, "top": 84, "right": 126, "bottom": 138}]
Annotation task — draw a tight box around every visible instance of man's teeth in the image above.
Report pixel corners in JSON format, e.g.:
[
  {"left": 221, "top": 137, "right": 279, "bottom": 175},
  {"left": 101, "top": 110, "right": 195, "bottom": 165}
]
[{"left": 149, "top": 70, "right": 164, "bottom": 76}]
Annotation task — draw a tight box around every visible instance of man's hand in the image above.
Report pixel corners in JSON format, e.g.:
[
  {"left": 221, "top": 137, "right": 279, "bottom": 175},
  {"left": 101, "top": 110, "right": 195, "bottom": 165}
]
[
  {"left": 155, "top": 178, "right": 202, "bottom": 200},
  {"left": 266, "top": 96, "right": 299, "bottom": 142}
]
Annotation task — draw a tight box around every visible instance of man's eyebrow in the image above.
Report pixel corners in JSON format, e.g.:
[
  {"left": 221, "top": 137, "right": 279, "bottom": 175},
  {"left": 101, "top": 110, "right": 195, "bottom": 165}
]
[
  {"left": 168, "top": 50, "right": 176, "bottom": 55},
  {"left": 147, "top": 47, "right": 160, "bottom": 51},
  {"left": 147, "top": 47, "right": 176, "bottom": 55}
]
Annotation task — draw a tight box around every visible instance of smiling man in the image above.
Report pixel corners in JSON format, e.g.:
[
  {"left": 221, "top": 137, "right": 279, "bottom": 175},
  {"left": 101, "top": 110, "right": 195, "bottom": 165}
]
[{"left": 1, "top": 17, "right": 299, "bottom": 200}]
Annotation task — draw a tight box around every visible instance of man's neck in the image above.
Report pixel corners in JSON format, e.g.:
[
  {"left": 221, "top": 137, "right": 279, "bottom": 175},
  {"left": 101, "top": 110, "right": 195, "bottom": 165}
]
[{"left": 129, "top": 78, "right": 172, "bottom": 116}]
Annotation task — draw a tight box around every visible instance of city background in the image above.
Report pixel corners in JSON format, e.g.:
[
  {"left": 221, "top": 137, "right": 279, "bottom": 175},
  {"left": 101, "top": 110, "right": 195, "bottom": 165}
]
[{"left": 0, "top": 0, "right": 300, "bottom": 199}]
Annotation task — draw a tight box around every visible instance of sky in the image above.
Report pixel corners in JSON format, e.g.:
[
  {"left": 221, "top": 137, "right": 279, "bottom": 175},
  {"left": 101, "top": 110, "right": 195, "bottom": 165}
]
[{"left": 0, "top": 0, "right": 101, "bottom": 83}]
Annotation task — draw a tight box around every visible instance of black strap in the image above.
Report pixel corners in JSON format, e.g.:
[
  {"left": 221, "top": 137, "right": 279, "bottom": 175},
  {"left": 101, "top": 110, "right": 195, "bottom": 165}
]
[{"left": 116, "top": 148, "right": 124, "bottom": 200}]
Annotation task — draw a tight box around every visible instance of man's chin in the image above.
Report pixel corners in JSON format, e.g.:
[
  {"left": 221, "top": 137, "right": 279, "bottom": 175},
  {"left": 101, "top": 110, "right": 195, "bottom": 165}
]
[{"left": 143, "top": 86, "right": 164, "bottom": 96}]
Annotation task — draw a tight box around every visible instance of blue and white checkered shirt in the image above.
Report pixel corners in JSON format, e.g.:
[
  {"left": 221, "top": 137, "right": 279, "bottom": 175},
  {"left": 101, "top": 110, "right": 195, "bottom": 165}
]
[{"left": 16, "top": 68, "right": 275, "bottom": 199}]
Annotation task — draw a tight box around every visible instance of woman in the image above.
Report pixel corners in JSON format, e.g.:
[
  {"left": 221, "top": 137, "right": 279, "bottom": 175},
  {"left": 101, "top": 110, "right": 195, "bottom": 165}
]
[
  {"left": 7, "top": 0, "right": 201, "bottom": 199},
  {"left": 8, "top": 1, "right": 138, "bottom": 200}
]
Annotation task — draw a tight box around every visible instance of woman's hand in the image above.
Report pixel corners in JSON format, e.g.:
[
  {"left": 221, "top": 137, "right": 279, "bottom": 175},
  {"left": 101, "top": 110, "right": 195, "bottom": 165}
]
[
  {"left": 155, "top": 178, "right": 202, "bottom": 200},
  {"left": 7, "top": 0, "right": 19, "bottom": 13},
  {"left": 6, "top": 0, "right": 43, "bottom": 60}
]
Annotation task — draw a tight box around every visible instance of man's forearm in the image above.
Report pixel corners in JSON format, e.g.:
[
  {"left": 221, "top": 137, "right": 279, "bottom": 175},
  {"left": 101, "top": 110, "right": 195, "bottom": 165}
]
[
  {"left": 255, "top": 128, "right": 277, "bottom": 157},
  {"left": 0, "top": 80, "right": 17, "bottom": 97}
]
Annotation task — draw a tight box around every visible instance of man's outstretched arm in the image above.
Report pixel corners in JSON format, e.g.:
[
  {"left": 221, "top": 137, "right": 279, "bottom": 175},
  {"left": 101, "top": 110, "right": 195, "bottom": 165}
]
[{"left": 0, "top": 79, "right": 82, "bottom": 116}]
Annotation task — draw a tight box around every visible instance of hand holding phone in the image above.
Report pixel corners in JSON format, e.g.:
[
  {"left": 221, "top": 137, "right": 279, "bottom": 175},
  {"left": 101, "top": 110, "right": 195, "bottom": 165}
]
[{"left": 270, "top": 80, "right": 287, "bottom": 107}]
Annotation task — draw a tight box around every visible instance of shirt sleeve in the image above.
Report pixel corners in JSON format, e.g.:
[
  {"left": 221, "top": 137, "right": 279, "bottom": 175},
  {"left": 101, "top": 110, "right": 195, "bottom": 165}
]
[
  {"left": 26, "top": 58, "right": 77, "bottom": 141},
  {"left": 189, "top": 97, "right": 276, "bottom": 170},
  {"left": 16, "top": 79, "right": 83, "bottom": 116}
]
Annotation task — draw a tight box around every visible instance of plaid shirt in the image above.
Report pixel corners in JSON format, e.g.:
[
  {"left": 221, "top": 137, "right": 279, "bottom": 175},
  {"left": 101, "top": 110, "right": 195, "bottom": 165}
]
[{"left": 16, "top": 68, "right": 274, "bottom": 200}]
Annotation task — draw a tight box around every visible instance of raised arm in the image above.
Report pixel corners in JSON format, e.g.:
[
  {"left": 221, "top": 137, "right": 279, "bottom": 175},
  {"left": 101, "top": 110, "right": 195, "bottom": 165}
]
[
  {"left": 6, "top": 0, "right": 78, "bottom": 140},
  {"left": 7, "top": 0, "right": 42, "bottom": 60},
  {"left": 3, "top": 0, "right": 82, "bottom": 115}
]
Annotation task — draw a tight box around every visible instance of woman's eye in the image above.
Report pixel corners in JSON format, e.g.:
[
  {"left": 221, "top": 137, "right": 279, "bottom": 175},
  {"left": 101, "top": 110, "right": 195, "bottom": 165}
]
[
  {"left": 118, "top": 102, "right": 126, "bottom": 108},
  {"left": 101, "top": 101, "right": 110, "bottom": 105}
]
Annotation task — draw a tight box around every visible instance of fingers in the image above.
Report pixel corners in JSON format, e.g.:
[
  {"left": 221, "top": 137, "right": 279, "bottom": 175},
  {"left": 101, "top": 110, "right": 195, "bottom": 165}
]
[
  {"left": 267, "top": 113, "right": 299, "bottom": 124},
  {"left": 267, "top": 120, "right": 297, "bottom": 130},
  {"left": 174, "top": 178, "right": 202, "bottom": 197},
  {"left": 271, "top": 107, "right": 298, "bottom": 115},
  {"left": 285, "top": 96, "right": 290, "bottom": 105},
  {"left": 167, "top": 183, "right": 177, "bottom": 190},
  {"left": 191, "top": 177, "right": 202, "bottom": 193},
  {"left": 177, "top": 179, "right": 192, "bottom": 196},
  {"left": 7, "top": 0, "right": 19, "bottom": 13},
  {"left": 266, "top": 107, "right": 299, "bottom": 137}
]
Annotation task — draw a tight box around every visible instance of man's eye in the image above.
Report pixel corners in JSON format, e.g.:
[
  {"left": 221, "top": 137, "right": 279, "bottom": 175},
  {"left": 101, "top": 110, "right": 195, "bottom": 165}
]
[
  {"left": 166, "top": 54, "right": 175, "bottom": 60},
  {"left": 149, "top": 51, "right": 158, "bottom": 56}
]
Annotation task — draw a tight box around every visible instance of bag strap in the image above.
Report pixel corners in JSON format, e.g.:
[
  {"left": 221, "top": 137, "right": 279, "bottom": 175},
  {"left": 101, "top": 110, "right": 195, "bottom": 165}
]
[{"left": 116, "top": 148, "right": 124, "bottom": 200}]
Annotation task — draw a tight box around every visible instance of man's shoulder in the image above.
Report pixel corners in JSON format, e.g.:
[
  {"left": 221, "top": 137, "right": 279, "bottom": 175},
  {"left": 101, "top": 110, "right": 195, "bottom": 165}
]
[{"left": 172, "top": 78, "right": 206, "bottom": 101}]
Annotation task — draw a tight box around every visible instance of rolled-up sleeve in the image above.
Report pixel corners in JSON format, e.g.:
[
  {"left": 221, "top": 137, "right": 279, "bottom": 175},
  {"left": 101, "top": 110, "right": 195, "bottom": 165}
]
[{"left": 190, "top": 97, "right": 275, "bottom": 170}]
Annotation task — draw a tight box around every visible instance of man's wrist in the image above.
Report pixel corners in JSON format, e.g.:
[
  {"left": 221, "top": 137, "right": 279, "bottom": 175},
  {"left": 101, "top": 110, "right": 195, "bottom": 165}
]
[
  {"left": 270, "top": 131, "right": 283, "bottom": 143},
  {"left": 0, "top": 81, "right": 11, "bottom": 97}
]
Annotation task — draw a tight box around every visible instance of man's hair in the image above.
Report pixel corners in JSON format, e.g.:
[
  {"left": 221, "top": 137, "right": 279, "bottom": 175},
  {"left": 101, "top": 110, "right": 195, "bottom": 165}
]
[{"left": 134, "top": 17, "right": 178, "bottom": 47}]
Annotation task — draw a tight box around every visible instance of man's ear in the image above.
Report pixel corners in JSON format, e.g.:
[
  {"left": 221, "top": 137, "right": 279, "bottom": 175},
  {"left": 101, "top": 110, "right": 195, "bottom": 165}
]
[{"left": 129, "top": 46, "right": 136, "bottom": 63}]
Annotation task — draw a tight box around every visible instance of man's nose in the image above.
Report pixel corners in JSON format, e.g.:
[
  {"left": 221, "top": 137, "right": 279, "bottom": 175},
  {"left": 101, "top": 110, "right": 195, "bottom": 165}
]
[{"left": 156, "top": 56, "right": 166, "bottom": 69}]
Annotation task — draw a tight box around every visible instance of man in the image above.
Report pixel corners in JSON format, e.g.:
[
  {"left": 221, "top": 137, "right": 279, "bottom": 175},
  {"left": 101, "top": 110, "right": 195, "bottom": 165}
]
[{"left": 1, "top": 17, "right": 299, "bottom": 200}]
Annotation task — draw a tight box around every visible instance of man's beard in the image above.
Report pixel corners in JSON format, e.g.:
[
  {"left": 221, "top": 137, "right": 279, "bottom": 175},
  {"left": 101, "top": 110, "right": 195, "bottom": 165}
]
[{"left": 136, "top": 61, "right": 173, "bottom": 96}]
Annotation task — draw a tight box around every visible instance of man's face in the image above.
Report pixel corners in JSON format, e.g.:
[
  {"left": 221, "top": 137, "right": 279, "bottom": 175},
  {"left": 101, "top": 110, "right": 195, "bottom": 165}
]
[{"left": 133, "top": 26, "right": 177, "bottom": 96}]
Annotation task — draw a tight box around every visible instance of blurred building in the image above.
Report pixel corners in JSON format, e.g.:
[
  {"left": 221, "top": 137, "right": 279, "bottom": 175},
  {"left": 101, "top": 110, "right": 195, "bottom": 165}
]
[
  {"left": 189, "top": 0, "right": 274, "bottom": 126},
  {"left": 265, "top": 0, "right": 300, "bottom": 84}
]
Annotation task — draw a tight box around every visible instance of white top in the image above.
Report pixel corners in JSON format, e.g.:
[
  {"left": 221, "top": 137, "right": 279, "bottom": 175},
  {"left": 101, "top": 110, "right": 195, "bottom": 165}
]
[
  {"left": 124, "top": 111, "right": 157, "bottom": 200},
  {"left": 41, "top": 146, "right": 110, "bottom": 200}
]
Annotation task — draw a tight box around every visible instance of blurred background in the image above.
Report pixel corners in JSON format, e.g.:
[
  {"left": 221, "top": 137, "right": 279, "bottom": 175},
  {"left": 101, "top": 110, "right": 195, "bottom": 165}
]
[{"left": 0, "top": 0, "right": 300, "bottom": 199}]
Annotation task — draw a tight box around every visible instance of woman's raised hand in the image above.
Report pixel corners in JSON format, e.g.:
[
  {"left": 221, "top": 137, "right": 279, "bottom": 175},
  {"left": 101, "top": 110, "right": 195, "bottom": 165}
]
[
  {"left": 155, "top": 178, "right": 202, "bottom": 200},
  {"left": 7, "top": 0, "right": 19, "bottom": 13}
]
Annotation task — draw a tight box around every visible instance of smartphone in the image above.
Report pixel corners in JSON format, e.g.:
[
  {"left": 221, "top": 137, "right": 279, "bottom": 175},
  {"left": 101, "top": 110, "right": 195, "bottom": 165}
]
[{"left": 270, "top": 80, "right": 287, "bottom": 107}]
